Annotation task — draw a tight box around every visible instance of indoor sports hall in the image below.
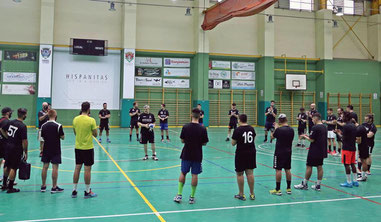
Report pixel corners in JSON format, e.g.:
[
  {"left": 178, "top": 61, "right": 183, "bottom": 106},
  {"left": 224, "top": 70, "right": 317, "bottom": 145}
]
[{"left": 1, "top": 0, "right": 381, "bottom": 221}]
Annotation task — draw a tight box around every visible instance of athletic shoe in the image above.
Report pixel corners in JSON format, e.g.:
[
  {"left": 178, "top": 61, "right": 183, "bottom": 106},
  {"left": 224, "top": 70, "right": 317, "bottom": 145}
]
[
  {"left": 301, "top": 144, "right": 306, "bottom": 148},
  {"left": 51, "top": 186, "right": 64, "bottom": 194},
  {"left": 107, "top": 138, "right": 111, "bottom": 143},
  {"left": 41, "top": 186, "right": 47, "bottom": 192},
  {"left": 174, "top": 194, "right": 182, "bottom": 203},
  {"left": 311, "top": 184, "right": 321, "bottom": 191},
  {"left": 263, "top": 139, "right": 267, "bottom": 143},
  {"left": 334, "top": 151, "right": 340, "bottom": 156},
  {"left": 234, "top": 194, "right": 246, "bottom": 201},
  {"left": 84, "top": 190, "right": 97, "bottom": 199},
  {"left": 296, "top": 143, "right": 301, "bottom": 147},
  {"left": 189, "top": 196, "right": 195, "bottom": 204},
  {"left": 306, "top": 147, "right": 310, "bottom": 150},
  {"left": 167, "top": 139, "right": 170, "bottom": 142},
  {"left": 249, "top": 194, "right": 255, "bottom": 200},
  {"left": 7, "top": 188, "right": 20, "bottom": 193},
  {"left": 269, "top": 189, "right": 282, "bottom": 196},
  {"left": 352, "top": 181, "right": 359, "bottom": 187},
  {"left": 71, "top": 190, "right": 78, "bottom": 198},
  {"left": 340, "top": 182, "right": 353, "bottom": 188},
  {"left": 98, "top": 138, "right": 102, "bottom": 143},
  {"left": 357, "top": 177, "right": 367, "bottom": 182},
  {"left": 152, "top": 155, "right": 158, "bottom": 161},
  {"left": 225, "top": 138, "right": 230, "bottom": 142},
  {"left": 161, "top": 139, "right": 165, "bottom": 142},
  {"left": 294, "top": 182, "right": 308, "bottom": 190},
  {"left": 1, "top": 185, "right": 7, "bottom": 191},
  {"left": 286, "top": 188, "right": 292, "bottom": 194},
  {"left": 331, "top": 151, "right": 337, "bottom": 155},
  {"left": 327, "top": 150, "right": 331, "bottom": 154},
  {"left": 366, "top": 171, "right": 371, "bottom": 175},
  {"left": 143, "top": 155, "right": 149, "bottom": 161}
]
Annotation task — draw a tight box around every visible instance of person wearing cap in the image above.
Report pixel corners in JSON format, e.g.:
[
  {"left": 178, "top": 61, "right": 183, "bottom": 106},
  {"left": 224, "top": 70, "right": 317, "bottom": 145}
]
[
  {"left": 270, "top": 114, "right": 294, "bottom": 196},
  {"left": 0, "top": 107, "right": 13, "bottom": 187},
  {"left": 138, "top": 105, "right": 157, "bottom": 161},
  {"left": 2, "top": 108, "right": 28, "bottom": 193},
  {"left": 38, "top": 102, "right": 50, "bottom": 157}
]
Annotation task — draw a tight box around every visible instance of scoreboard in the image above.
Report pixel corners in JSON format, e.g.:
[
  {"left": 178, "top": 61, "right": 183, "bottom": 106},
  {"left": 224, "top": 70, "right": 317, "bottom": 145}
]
[{"left": 70, "top": 38, "right": 108, "bottom": 56}]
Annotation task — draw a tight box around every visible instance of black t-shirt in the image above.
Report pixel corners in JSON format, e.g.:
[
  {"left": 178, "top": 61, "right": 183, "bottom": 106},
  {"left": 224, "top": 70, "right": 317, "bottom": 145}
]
[
  {"left": 199, "top": 110, "right": 205, "bottom": 124},
  {"left": 326, "top": 114, "right": 337, "bottom": 131},
  {"left": 265, "top": 107, "right": 277, "bottom": 123},
  {"left": 41, "top": 121, "right": 64, "bottom": 155},
  {"left": 356, "top": 125, "right": 368, "bottom": 151},
  {"left": 308, "top": 109, "right": 318, "bottom": 125},
  {"left": 308, "top": 124, "right": 328, "bottom": 159},
  {"left": 337, "top": 114, "right": 344, "bottom": 130},
  {"left": 342, "top": 123, "right": 357, "bottom": 151},
  {"left": 362, "top": 123, "right": 377, "bottom": 147},
  {"left": 129, "top": 108, "right": 141, "bottom": 122},
  {"left": 297, "top": 113, "right": 307, "bottom": 128},
  {"left": 158, "top": 109, "right": 170, "bottom": 124},
  {"left": 99, "top": 109, "right": 111, "bottom": 125},
  {"left": 229, "top": 109, "right": 239, "bottom": 123},
  {"left": 232, "top": 125, "right": 256, "bottom": 155},
  {"left": 273, "top": 126, "right": 294, "bottom": 155},
  {"left": 0, "top": 117, "right": 10, "bottom": 146},
  {"left": 38, "top": 110, "right": 49, "bottom": 129},
  {"left": 180, "top": 123, "right": 209, "bottom": 162},
  {"left": 349, "top": 112, "right": 358, "bottom": 123},
  {"left": 138, "top": 113, "right": 156, "bottom": 134},
  {"left": 6, "top": 119, "right": 27, "bottom": 153}
]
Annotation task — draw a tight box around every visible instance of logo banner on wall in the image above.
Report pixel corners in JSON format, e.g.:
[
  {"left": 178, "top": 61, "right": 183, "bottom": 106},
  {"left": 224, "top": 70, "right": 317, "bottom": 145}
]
[
  {"left": 52, "top": 48, "right": 121, "bottom": 109},
  {"left": 232, "top": 71, "right": 255, "bottom": 80},
  {"left": 232, "top": 62, "right": 255, "bottom": 71},
  {"left": 209, "top": 60, "right": 230, "bottom": 70},
  {"left": 123, "top": 49, "right": 135, "bottom": 99},
  {"left": 0, "top": 50, "right": 2, "bottom": 61},
  {"left": 38, "top": 45, "right": 53, "bottom": 97},
  {"left": 231, "top": 80, "right": 255, "bottom": 90},
  {"left": 163, "top": 78, "right": 189, "bottom": 88},
  {"left": 2, "top": 84, "right": 35, "bottom": 95},
  {"left": 135, "top": 77, "right": 162, "bottom": 87},
  {"left": 135, "top": 67, "right": 162, "bottom": 77},
  {"left": 135, "top": 57, "right": 163, "bottom": 67},
  {"left": 164, "top": 58, "right": 190, "bottom": 68},
  {"left": 164, "top": 68, "right": 190, "bottom": 77},
  {"left": 209, "top": 80, "right": 230, "bottom": 89},
  {"left": 208, "top": 70, "right": 231, "bottom": 79},
  {"left": 4, "top": 51, "right": 37, "bottom": 61},
  {"left": 3, "top": 72, "right": 36, "bottom": 83}
]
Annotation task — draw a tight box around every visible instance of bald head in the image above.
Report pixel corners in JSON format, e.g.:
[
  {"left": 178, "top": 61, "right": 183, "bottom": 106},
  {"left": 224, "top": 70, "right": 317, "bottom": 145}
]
[{"left": 310, "top": 103, "right": 316, "bottom": 110}]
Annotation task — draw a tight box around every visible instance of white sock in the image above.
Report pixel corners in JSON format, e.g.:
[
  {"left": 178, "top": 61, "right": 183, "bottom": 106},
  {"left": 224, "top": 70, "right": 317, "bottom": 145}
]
[
  {"left": 303, "top": 179, "right": 308, "bottom": 185},
  {"left": 352, "top": 173, "right": 357, "bottom": 182},
  {"left": 86, "top": 184, "right": 91, "bottom": 193},
  {"left": 317, "top": 180, "right": 321, "bottom": 185},
  {"left": 346, "top": 174, "right": 351, "bottom": 183},
  {"left": 73, "top": 183, "right": 78, "bottom": 191}
]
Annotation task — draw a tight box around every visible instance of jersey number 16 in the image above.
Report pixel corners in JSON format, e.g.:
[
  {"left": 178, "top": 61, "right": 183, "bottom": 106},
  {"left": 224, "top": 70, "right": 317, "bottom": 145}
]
[{"left": 243, "top": 131, "right": 254, "bottom": 144}]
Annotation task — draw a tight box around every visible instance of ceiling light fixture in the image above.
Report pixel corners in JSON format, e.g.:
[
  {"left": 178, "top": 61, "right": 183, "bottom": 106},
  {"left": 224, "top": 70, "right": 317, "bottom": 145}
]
[
  {"left": 267, "top": 15, "right": 273, "bottom": 23},
  {"left": 185, "top": 7, "right": 192, "bottom": 16},
  {"left": 109, "top": 1, "right": 116, "bottom": 11}
]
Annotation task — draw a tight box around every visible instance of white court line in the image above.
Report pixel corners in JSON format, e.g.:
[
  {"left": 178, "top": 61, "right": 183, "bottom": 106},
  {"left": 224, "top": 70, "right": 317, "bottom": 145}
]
[{"left": 11, "top": 195, "right": 381, "bottom": 222}]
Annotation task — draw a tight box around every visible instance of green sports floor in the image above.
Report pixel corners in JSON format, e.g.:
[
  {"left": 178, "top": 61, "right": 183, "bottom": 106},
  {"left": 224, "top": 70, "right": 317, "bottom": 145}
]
[{"left": 1, "top": 127, "right": 381, "bottom": 222}]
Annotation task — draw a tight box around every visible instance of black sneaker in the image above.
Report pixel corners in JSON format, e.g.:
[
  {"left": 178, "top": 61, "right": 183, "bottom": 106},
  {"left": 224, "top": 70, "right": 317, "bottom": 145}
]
[
  {"left": 296, "top": 143, "right": 301, "bottom": 147},
  {"left": 7, "top": 188, "right": 20, "bottom": 193},
  {"left": 41, "top": 186, "right": 47, "bottom": 192},
  {"left": 152, "top": 155, "right": 158, "bottom": 161},
  {"left": 225, "top": 138, "right": 230, "bottom": 142},
  {"left": 1, "top": 185, "right": 7, "bottom": 191},
  {"left": 143, "top": 155, "right": 149, "bottom": 161},
  {"left": 71, "top": 190, "right": 78, "bottom": 198},
  {"left": 84, "top": 189, "right": 97, "bottom": 199},
  {"left": 263, "top": 139, "right": 267, "bottom": 143},
  {"left": 51, "top": 186, "right": 64, "bottom": 194}
]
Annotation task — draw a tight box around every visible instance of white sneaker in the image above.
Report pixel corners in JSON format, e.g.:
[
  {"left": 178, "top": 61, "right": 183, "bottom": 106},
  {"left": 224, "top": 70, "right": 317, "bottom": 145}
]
[{"left": 294, "top": 182, "right": 308, "bottom": 190}]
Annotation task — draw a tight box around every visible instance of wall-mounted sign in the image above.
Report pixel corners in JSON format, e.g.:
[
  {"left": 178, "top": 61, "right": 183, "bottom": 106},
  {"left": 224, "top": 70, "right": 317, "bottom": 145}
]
[
  {"left": 2, "top": 84, "right": 35, "bottom": 95},
  {"left": 231, "top": 80, "right": 255, "bottom": 90},
  {"left": 164, "top": 58, "right": 190, "bottom": 68},
  {"left": 4, "top": 51, "right": 37, "bottom": 61},
  {"left": 135, "top": 77, "right": 162, "bottom": 87},
  {"left": 164, "top": 68, "right": 190, "bottom": 77},
  {"left": 210, "top": 60, "right": 230, "bottom": 70},
  {"left": 208, "top": 70, "right": 231, "bottom": 80},
  {"left": 135, "top": 57, "right": 162, "bottom": 67},
  {"left": 232, "top": 71, "right": 255, "bottom": 80},
  {"left": 3, "top": 72, "right": 37, "bottom": 83},
  {"left": 163, "top": 78, "right": 189, "bottom": 88},
  {"left": 135, "top": 67, "right": 161, "bottom": 77},
  {"left": 232, "top": 62, "right": 255, "bottom": 71}
]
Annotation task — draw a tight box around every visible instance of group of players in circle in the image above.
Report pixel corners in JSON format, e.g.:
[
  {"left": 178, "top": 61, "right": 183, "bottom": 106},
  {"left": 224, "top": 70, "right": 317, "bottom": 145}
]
[{"left": 0, "top": 99, "right": 377, "bottom": 204}]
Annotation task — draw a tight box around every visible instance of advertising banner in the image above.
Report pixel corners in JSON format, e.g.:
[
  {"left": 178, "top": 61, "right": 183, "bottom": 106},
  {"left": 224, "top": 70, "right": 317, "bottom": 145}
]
[
  {"left": 135, "top": 77, "right": 162, "bottom": 87},
  {"left": 135, "top": 57, "right": 162, "bottom": 67},
  {"left": 123, "top": 49, "right": 135, "bottom": 99},
  {"left": 232, "top": 71, "right": 255, "bottom": 80},
  {"left": 3, "top": 72, "right": 37, "bottom": 83},
  {"left": 164, "top": 58, "right": 190, "bottom": 67},
  {"left": 232, "top": 62, "right": 255, "bottom": 71},
  {"left": 231, "top": 80, "right": 255, "bottom": 90},
  {"left": 164, "top": 68, "right": 190, "bottom": 77},
  {"left": 2, "top": 84, "right": 35, "bottom": 95},
  {"left": 208, "top": 80, "right": 230, "bottom": 89},
  {"left": 38, "top": 45, "right": 53, "bottom": 97},
  {"left": 4, "top": 50, "right": 37, "bottom": 61},
  {"left": 163, "top": 78, "right": 189, "bottom": 88},
  {"left": 210, "top": 60, "right": 230, "bottom": 69},
  {"left": 208, "top": 70, "right": 231, "bottom": 80},
  {"left": 135, "top": 67, "right": 161, "bottom": 77}
]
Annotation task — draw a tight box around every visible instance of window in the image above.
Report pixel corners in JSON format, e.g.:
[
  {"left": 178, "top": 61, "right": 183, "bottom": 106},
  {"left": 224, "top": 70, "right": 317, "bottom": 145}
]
[
  {"left": 290, "top": 0, "right": 315, "bottom": 11},
  {"left": 327, "top": 0, "right": 364, "bottom": 15}
]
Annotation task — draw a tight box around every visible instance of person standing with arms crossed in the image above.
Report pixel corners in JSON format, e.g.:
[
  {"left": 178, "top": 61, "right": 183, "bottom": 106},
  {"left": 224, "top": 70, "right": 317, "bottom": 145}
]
[
  {"left": 158, "top": 104, "right": 170, "bottom": 142},
  {"left": 362, "top": 114, "right": 377, "bottom": 175},
  {"left": 226, "top": 103, "right": 239, "bottom": 142},
  {"left": 264, "top": 100, "right": 277, "bottom": 143},
  {"left": 72, "top": 102, "right": 98, "bottom": 198},
  {"left": 322, "top": 108, "right": 337, "bottom": 155},
  {"left": 296, "top": 107, "right": 308, "bottom": 148},
  {"left": 98, "top": 103, "right": 111, "bottom": 143},
  {"left": 129, "top": 102, "right": 140, "bottom": 142}
]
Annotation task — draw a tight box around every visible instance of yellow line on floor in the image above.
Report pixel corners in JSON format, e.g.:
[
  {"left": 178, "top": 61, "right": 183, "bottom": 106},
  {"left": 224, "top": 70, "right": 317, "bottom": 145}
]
[{"left": 93, "top": 137, "right": 166, "bottom": 222}]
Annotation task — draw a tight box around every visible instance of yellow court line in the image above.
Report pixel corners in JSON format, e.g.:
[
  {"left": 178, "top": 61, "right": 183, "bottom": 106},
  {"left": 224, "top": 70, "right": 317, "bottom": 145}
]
[{"left": 93, "top": 137, "right": 166, "bottom": 222}]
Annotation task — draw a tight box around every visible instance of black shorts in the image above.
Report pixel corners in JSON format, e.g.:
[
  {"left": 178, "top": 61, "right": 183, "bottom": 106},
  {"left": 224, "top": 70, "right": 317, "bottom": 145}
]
[
  {"left": 235, "top": 152, "right": 257, "bottom": 172},
  {"left": 273, "top": 154, "right": 291, "bottom": 170},
  {"left": 265, "top": 121, "right": 275, "bottom": 131},
  {"left": 130, "top": 121, "right": 139, "bottom": 129},
  {"left": 41, "top": 152, "right": 62, "bottom": 164},
  {"left": 99, "top": 123, "right": 110, "bottom": 131},
  {"left": 0, "top": 144, "right": 4, "bottom": 158},
  {"left": 336, "top": 133, "right": 343, "bottom": 142},
  {"left": 359, "top": 146, "right": 370, "bottom": 159},
  {"left": 306, "top": 156, "right": 324, "bottom": 167},
  {"left": 308, "top": 124, "right": 314, "bottom": 134},
  {"left": 75, "top": 149, "right": 94, "bottom": 166},
  {"left": 298, "top": 127, "right": 306, "bottom": 135},
  {"left": 229, "top": 122, "right": 237, "bottom": 130},
  {"left": 140, "top": 132, "right": 154, "bottom": 144},
  {"left": 369, "top": 144, "right": 375, "bottom": 154},
  {"left": 4, "top": 150, "right": 22, "bottom": 170}
]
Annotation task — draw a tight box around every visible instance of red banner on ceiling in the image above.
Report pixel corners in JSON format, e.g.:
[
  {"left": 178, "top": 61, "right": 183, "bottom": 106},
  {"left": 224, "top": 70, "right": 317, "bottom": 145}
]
[{"left": 201, "top": 0, "right": 278, "bottom": 31}]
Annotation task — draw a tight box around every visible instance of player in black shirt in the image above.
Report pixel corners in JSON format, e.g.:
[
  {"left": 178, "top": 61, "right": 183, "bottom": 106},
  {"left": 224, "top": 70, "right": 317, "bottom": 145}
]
[
  {"left": 98, "top": 103, "right": 111, "bottom": 144},
  {"left": 138, "top": 105, "right": 157, "bottom": 161},
  {"left": 129, "top": 102, "right": 141, "bottom": 142},
  {"left": 323, "top": 108, "right": 337, "bottom": 154},
  {"left": 197, "top": 104, "right": 205, "bottom": 126},
  {"left": 362, "top": 114, "right": 377, "bottom": 175},
  {"left": 2, "top": 108, "right": 28, "bottom": 193},
  {"left": 40, "top": 110, "right": 65, "bottom": 193},
  {"left": 226, "top": 103, "right": 239, "bottom": 142},
  {"left": 336, "top": 112, "right": 359, "bottom": 188},
  {"left": 174, "top": 108, "right": 209, "bottom": 204},
  {"left": 296, "top": 107, "right": 308, "bottom": 147},
  {"left": 335, "top": 108, "right": 344, "bottom": 154},
  {"left": 346, "top": 105, "right": 358, "bottom": 123},
  {"left": 0, "top": 107, "right": 12, "bottom": 187},
  {"left": 231, "top": 114, "right": 256, "bottom": 201},
  {"left": 38, "top": 102, "right": 50, "bottom": 157},
  {"left": 295, "top": 113, "right": 327, "bottom": 191},
  {"left": 307, "top": 103, "right": 318, "bottom": 135},
  {"left": 264, "top": 100, "right": 277, "bottom": 143},
  {"left": 356, "top": 122, "right": 369, "bottom": 182},
  {"left": 158, "top": 104, "right": 170, "bottom": 142},
  {"left": 270, "top": 114, "right": 294, "bottom": 196}
]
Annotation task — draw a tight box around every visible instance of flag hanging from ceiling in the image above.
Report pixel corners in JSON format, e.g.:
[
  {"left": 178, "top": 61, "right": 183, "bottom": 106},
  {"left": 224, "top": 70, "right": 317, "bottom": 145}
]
[{"left": 201, "top": 0, "right": 278, "bottom": 31}]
